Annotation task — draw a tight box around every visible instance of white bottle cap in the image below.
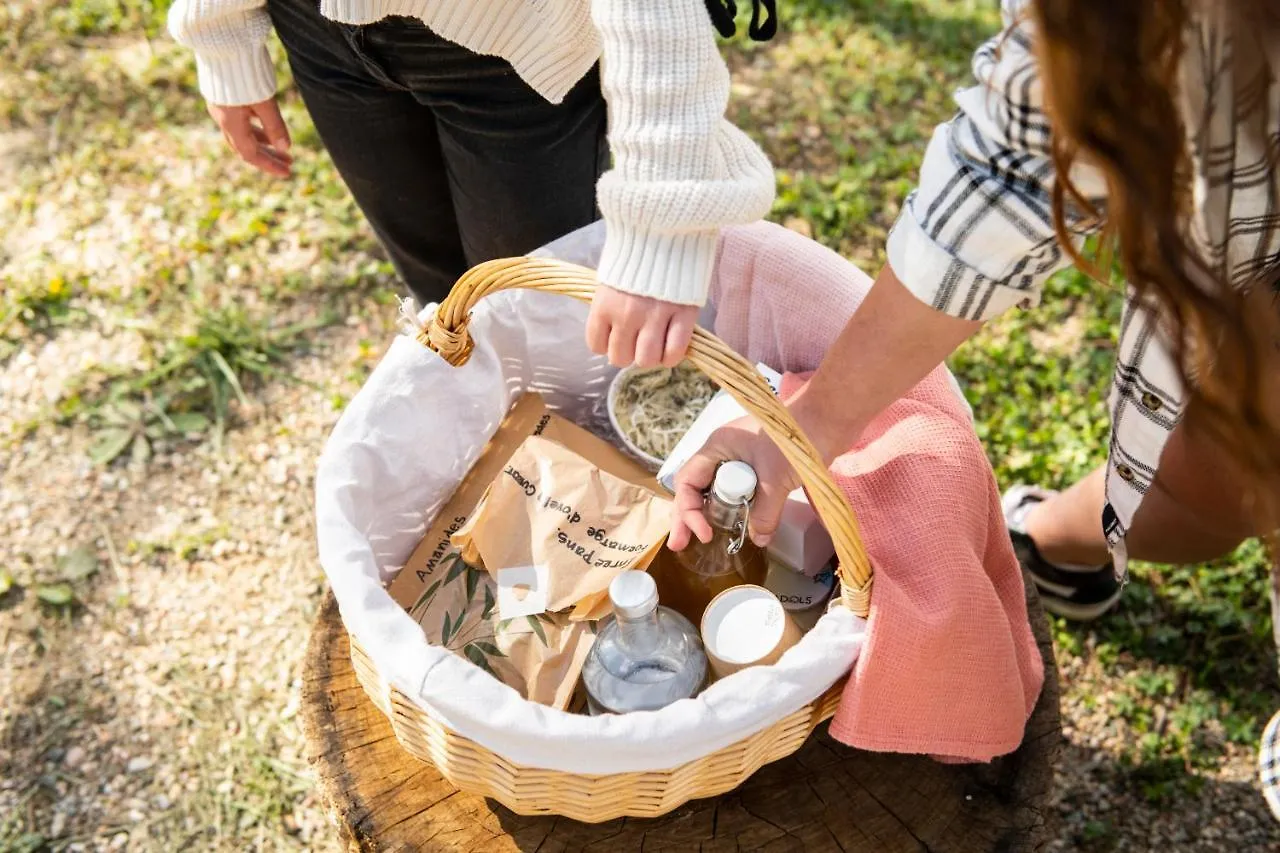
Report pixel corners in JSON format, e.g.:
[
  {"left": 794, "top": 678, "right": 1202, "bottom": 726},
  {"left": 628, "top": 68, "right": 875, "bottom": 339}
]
[
  {"left": 700, "top": 585, "right": 801, "bottom": 677},
  {"left": 608, "top": 570, "right": 659, "bottom": 619},
  {"left": 713, "top": 461, "right": 758, "bottom": 505}
]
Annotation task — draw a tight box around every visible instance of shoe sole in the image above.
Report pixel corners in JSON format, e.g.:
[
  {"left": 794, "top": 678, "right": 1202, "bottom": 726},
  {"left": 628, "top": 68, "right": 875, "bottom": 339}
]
[{"left": 1031, "top": 578, "right": 1122, "bottom": 621}]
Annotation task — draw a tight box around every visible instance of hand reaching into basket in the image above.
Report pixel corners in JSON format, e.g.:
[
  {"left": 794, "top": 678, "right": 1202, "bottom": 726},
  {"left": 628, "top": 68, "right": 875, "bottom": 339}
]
[
  {"left": 670, "top": 414, "right": 807, "bottom": 550},
  {"left": 670, "top": 266, "right": 984, "bottom": 551},
  {"left": 586, "top": 286, "right": 699, "bottom": 368}
]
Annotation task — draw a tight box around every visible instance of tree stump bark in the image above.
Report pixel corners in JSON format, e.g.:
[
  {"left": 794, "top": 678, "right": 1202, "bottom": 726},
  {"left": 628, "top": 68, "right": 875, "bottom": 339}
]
[{"left": 301, "top": 579, "right": 1060, "bottom": 852}]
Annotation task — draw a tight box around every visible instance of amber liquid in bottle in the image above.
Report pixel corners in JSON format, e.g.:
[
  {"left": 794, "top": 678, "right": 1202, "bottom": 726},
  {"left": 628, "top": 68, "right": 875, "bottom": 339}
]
[{"left": 659, "top": 477, "right": 768, "bottom": 627}]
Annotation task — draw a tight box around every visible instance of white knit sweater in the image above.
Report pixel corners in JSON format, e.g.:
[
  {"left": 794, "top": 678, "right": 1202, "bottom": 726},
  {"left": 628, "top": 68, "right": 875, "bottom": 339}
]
[{"left": 167, "top": 0, "right": 775, "bottom": 306}]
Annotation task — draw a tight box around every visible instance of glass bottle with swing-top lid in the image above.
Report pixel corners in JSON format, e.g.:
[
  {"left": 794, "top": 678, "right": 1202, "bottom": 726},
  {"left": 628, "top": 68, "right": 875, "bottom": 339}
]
[{"left": 658, "top": 461, "right": 768, "bottom": 626}]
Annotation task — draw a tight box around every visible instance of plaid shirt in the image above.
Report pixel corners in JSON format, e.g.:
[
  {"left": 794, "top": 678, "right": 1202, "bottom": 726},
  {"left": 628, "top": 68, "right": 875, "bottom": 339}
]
[{"left": 886, "top": 0, "right": 1280, "bottom": 577}]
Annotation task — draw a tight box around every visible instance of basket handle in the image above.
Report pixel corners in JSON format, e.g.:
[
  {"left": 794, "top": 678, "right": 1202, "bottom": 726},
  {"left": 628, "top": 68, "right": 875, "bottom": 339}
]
[{"left": 423, "top": 256, "right": 873, "bottom": 618}]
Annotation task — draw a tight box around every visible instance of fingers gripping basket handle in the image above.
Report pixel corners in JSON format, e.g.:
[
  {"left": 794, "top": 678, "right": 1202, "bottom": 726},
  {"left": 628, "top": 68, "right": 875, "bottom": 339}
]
[{"left": 424, "top": 257, "right": 873, "bottom": 617}]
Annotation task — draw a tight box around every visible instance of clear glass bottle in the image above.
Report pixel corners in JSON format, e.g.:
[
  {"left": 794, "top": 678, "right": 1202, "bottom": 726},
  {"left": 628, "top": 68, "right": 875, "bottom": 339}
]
[
  {"left": 659, "top": 461, "right": 768, "bottom": 626},
  {"left": 582, "top": 571, "right": 708, "bottom": 715}
]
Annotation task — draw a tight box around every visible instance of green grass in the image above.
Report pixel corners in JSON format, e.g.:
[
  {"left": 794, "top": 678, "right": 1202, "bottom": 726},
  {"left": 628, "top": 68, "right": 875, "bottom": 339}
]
[
  {"left": 728, "top": 0, "right": 996, "bottom": 266},
  {"left": 0, "top": 274, "right": 83, "bottom": 362},
  {"left": 2, "top": 0, "right": 1277, "bottom": 845},
  {"left": 140, "top": 664, "right": 316, "bottom": 848},
  {"left": 1, "top": 0, "right": 399, "bottom": 454},
  {"left": 70, "top": 305, "right": 336, "bottom": 463}
]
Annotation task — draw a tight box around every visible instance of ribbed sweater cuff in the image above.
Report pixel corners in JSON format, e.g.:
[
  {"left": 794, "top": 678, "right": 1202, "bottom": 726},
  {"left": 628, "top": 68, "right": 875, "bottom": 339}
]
[
  {"left": 197, "top": 47, "right": 277, "bottom": 106},
  {"left": 597, "top": 225, "right": 719, "bottom": 307}
]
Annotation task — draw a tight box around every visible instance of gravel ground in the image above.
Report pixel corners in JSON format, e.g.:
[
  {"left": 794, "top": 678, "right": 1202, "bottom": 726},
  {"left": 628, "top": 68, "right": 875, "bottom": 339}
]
[
  {"left": 0, "top": 308, "right": 388, "bottom": 851},
  {"left": 1044, "top": 651, "right": 1280, "bottom": 851}
]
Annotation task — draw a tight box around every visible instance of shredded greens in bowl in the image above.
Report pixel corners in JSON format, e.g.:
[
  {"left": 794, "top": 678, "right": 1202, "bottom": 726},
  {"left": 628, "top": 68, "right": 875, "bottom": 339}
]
[{"left": 612, "top": 364, "right": 718, "bottom": 461}]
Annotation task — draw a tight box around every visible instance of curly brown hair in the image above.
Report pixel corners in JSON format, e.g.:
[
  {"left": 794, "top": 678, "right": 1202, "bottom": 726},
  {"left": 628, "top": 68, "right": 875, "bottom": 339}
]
[{"left": 1033, "top": 0, "right": 1280, "bottom": 520}]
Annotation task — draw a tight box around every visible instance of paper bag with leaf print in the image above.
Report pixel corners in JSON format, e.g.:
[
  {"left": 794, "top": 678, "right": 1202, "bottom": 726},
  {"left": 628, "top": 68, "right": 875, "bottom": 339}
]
[{"left": 404, "top": 548, "right": 596, "bottom": 709}]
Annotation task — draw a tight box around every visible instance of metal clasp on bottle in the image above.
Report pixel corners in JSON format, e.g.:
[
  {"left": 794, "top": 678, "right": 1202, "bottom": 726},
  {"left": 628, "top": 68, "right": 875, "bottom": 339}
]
[{"left": 727, "top": 495, "right": 751, "bottom": 556}]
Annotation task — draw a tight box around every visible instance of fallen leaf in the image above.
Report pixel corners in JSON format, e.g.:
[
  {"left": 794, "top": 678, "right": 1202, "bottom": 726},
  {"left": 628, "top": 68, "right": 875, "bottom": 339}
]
[
  {"left": 112, "top": 400, "right": 144, "bottom": 422},
  {"left": 168, "top": 412, "right": 211, "bottom": 434},
  {"left": 59, "top": 546, "right": 99, "bottom": 582},
  {"left": 130, "top": 432, "right": 152, "bottom": 464},
  {"left": 89, "top": 427, "right": 135, "bottom": 466},
  {"left": 36, "top": 584, "right": 74, "bottom": 606}
]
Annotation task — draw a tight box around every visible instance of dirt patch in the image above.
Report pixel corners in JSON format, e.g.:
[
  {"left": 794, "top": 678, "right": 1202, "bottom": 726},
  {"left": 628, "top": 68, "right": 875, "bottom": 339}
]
[
  {"left": 0, "top": 130, "right": 39, "bottom": 183},
  {"left": 0, "top": 309, "right": 389, "bottom": 851}
]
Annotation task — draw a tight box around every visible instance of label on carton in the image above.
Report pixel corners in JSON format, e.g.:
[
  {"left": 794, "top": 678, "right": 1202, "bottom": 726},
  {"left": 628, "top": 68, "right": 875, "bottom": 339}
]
[
  {"left": 495, "top": 564, "right": 551, "bottom": 620},
  {"left": 765, "top": 558, "right": 836, "bottom": 611}
]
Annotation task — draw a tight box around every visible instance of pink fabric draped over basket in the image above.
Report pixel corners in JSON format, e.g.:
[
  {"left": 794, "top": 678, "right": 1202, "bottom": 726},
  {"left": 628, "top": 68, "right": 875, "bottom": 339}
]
[{"left": 710, "top": 222, "right": 1044, "bottom": 763}]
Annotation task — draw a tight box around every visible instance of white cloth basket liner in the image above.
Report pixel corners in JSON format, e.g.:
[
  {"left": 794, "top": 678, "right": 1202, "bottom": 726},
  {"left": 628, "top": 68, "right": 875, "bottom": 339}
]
[{"left": 315, "top": 222, "right": 885, "bottom": 775}]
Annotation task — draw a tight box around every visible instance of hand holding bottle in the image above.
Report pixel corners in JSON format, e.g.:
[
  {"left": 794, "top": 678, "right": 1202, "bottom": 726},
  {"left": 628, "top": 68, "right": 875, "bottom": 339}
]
[
  {"left": 662, "top": 460, "right": 769, "bottom": 625},
  {"left": 671, "top": 264, "right": 984, "bottom": 553},
  {"left": 670, "top": 419, "right": 807, "bottom": 552}
]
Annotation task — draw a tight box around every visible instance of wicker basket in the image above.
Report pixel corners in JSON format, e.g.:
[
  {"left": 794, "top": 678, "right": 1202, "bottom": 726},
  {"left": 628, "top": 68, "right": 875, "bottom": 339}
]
[{"left": 348, "top": 256, "right": 875, "bottom": 823}]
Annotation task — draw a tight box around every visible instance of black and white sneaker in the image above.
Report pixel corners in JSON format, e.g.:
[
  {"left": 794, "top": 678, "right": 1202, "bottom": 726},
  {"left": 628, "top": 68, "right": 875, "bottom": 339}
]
[
  {"left": 1260, "top": 710, "right": 1280, "bottom": 822},
  {"left": 1002, "top": 485, "right": 1123, "bottom": 621}
]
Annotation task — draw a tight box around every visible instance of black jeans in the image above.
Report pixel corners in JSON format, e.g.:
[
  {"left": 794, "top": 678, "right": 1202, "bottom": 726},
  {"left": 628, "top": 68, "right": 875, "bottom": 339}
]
[{"left": 267, "top": 0, "right": 608, "bottom": 304}]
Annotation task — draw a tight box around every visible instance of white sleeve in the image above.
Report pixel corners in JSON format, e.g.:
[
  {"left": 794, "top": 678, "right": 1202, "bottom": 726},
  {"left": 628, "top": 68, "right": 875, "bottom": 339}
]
[
  {"left": 590, "top": 0, "right": 776, "bottom": 307},
  {"left": 168, "top": 0, "right": 277, "bottom": 106}
]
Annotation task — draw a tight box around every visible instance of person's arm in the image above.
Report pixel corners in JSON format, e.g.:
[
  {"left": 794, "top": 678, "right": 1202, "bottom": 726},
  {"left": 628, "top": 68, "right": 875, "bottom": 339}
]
[
  {"left": 789, "top": 267, "right": 983, "bottom": 458},
  {"left": 670, "top": 265, "right": 981, "bottom": 548},
  {"left": 168, "top": 0, "right": 291, "bottom": 176},
  {"left": 168, "top": 0, "right": 275, "bottom": 106},
  {"left": 671, "top": 0, "right": 1108, "bottom": 548},
  {"left": 585, "top": 0, "right": 775, "bottom": 368}
]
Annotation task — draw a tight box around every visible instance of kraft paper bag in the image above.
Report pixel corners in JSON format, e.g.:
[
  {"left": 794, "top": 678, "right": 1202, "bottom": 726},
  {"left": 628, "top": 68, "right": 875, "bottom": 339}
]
[{"left": 453, "top": 435, "right": 671, "bottom": 621}]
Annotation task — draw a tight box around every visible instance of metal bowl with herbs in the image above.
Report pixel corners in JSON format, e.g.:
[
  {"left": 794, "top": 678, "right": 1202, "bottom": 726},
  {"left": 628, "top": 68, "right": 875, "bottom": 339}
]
[{"left": 606, "top": 364, "right": 718, "bottom": 470}]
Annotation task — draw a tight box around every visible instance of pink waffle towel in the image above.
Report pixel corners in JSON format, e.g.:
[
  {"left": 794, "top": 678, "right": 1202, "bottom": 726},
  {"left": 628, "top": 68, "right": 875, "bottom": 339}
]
[{"left": 709, "top": 222, "right": 1044, "bottom": 763}]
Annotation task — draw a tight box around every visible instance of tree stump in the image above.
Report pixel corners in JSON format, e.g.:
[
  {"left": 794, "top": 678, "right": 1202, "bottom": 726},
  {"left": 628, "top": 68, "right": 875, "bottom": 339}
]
[{"left": 301, "top": 580, "right": 1060, "bottom": 852}]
